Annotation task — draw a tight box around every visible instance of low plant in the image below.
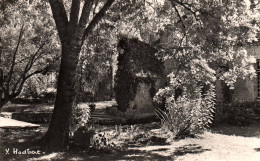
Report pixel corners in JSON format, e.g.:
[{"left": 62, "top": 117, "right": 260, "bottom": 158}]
[
  {"left": 70, "top": 105, "right": 91, "bottom": 135},
  {"left": 155, "top": 85, "right": 215, "bottom": 139},
  {"left": 114, "top": 124, "right": 123, "bottom": 137},
  {"left": 90, "top": 132, "right": 119, "bottom": 153},
  {"left": 126, "top": 125, "right": 139, "bottom": 141}
]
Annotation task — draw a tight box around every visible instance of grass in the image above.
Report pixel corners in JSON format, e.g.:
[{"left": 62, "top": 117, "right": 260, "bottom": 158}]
[{"left": 1, "top": 121, "right": 260, "bottom": 161}]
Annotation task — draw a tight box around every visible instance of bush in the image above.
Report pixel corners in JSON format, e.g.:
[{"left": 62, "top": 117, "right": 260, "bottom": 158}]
[
  {"left": 70, "top": 128, "right": 95, "bottom": 151},
  {"left": 90, "top": 132, "right": 118, "bottom": 153},
  {"left": 70, "top": 105, "right": 91, "bottom": 135},
  {"left": 155, "top": 85, "right": 215, "bottom": 139},
  {"left": 215, "top": 101, "right": 257, "bottom": 126},
  {"left": 41, "top": 88, "right": 56, "bottom": 100}
]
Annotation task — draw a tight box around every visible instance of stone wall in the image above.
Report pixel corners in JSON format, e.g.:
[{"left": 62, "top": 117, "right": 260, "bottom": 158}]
[
  {"left": 128, "top": 78, "right": 165, "bottom": 118},
  {"left": 217, "top": 45, "right": 260, "bottom": 102},
  {"left": 232, "top": 45, "right": 260, "bottom": 101}
]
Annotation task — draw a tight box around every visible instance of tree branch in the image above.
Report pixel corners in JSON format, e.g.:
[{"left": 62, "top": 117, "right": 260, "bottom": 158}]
[
  {"left": 11, "top": 54, "right": 60, "bottom": 96},
  {"left": 170, "top": 0, "right": 201, "bottom": 22},
  {"left": 24, "top": 43, "right": 46, "bottom": 73},
  {"left": 49, "top": 0, "right": 69, "bottom": 42},
  {"left": 11, "top": 43, "right": 45, "bottom": 95},
  {"left": 70, "top": 0, "right": 81, "bottom": 25},
  {"left": 173, "top": 6, "right": 186, "bottom": 29},
  {"left": 79, "top": 0, "right": 95, "bottom": 31},
  {"left": 13, "top": 64, "right": 52, "bottom": 97},
  {"left": 82, "top": 0, "right": 115, "bottom": 45},
  {"left": 6, "top": 25, "right": 24, "bottom": 91}
]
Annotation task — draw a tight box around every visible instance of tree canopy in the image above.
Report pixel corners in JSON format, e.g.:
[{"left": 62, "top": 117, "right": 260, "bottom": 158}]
[{"left": 0, "top": 0, "right": 60, "bottom": 108}]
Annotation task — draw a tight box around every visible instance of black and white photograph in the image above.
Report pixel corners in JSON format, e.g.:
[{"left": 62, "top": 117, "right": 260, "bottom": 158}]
[{"left": 0, "top": 0, "right": 260, "bottom": 160}]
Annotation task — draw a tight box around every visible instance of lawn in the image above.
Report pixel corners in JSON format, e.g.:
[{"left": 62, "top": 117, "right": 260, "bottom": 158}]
[{"left": 1, "top": 121, "right": 260, "bottom": 161}]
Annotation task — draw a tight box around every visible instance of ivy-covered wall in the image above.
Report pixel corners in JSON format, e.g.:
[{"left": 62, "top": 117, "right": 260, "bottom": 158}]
[{"left": 114, "top": 38, "right": 164, "bottom": 113}]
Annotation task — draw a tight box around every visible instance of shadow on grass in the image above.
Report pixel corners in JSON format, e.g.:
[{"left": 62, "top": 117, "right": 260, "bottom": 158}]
[
  {"left": 1, "top": 140, "right": 210, "bottom": 160},
  {"left": 0, "top": 138, "right": 44, "bottom": 161},
  {"left": 173, "top": 144, "right": 211, "bottom": 157},
  {"left": 0, "top": 126, "right": 48, "bottom": 161},
  {"left": 212, "top": 120, "right": 260, "bottom": 138},
  {"left": 59, "top": 149, "right": 173, "bottom": 161},
  {"left": 1, "top": 129, "right": 171, "bottom": 161},
  {"left": 151, "top": 148, "right": 169, "bottom": 152}
]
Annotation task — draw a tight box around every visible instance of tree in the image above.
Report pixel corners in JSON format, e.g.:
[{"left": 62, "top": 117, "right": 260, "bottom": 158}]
[
  {"left": 42, "top": 0, "right": 259, "bottom": 150},
  {"left": 152, "top": 0, "right": 259, "bottom": 136},
  {"left": 152, "top": 0, "right": 259, "bottom": 97},
  {"left": 42, "top": 0, "right": 115, "bottom": 151},
  {"left": 0, "top": 0, "right": 60, "bottom": 109}
]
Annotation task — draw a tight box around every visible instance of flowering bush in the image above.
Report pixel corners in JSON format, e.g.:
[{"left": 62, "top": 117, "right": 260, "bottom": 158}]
[{"left": 155, "top": 85, "right": 215, "bottom": 139}]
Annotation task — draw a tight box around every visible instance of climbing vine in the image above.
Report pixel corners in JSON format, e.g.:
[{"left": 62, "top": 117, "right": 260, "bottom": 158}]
[{"left": 114, "top": 38, "right": 163, "bottom": 111}]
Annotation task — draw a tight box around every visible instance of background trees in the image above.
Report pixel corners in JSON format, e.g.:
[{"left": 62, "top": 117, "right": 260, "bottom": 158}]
[
  {"left": 0, "top": 0, "right": 60, "bottom": 109},
  {"left": 152, "top": 0, "right": 259, "bottom": 137}
]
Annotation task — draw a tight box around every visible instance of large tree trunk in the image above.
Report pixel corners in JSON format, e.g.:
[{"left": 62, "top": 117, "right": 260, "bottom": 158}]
[
  {"left": 43, "top": 37, "right": 81, "bottom": 151},
  {"left": 43, "top": 0, "right": 115, "bottom": 152}
]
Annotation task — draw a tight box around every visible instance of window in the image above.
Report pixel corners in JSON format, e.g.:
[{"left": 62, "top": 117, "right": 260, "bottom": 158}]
[{"left": 256, "top": 59, "right": 260, "bottom": 98}]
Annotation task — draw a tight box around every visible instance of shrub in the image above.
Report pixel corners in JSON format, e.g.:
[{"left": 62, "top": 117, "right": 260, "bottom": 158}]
[
  {"left": 70, "top": 128, "right": 95, "bottom": 151},
  {"left": 90, "top": 132, "right": 119, "bottom": 153},
  {"left": 70, "top": 105, "right": 91, "bottom": 135},
  {"left": 155, "top": 85, "right": 215, "bottom": 139},
  {"left": 215, "top": 101, "right": 257, "bottom": 126}
]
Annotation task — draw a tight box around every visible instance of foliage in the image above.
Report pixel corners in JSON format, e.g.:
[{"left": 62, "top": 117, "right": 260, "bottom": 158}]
[
  {"left": 90, "top": 132, "right": 118, "bottom": 153},
  {"left": 101, "top": 0, "right": 259, "bottom": 115},
  {"left": 70, "top": 105, "right": 91, "bottom": 135},
  {"left": 155, "top": 85, "right": 216, "bottom": 138},
  {"left": 21, "top": 73, "right": 57, "bottom": 99},
  {"left": 0, "top": 0, "right": 60, "bottom": 108},
  {"left": 145, "top": 0, "right": 260, "bottom": 138},
  {"left": 125, "top": 125, "right": 139, "bottom": 141},
  {"left": 114, "top": 38, "right": 163, "bottom": 111},
  {"left": 41, "top": 87, "right": 56, "bottom": 101},
  {"left": 70, "top": 127, "right": 95, "bottom": 152},
  {"left": 215, "top": 101, "right": 258, "bottom": 126},
  {"left": 76, "top": 44, "right": 113, "bottom": 102}
]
